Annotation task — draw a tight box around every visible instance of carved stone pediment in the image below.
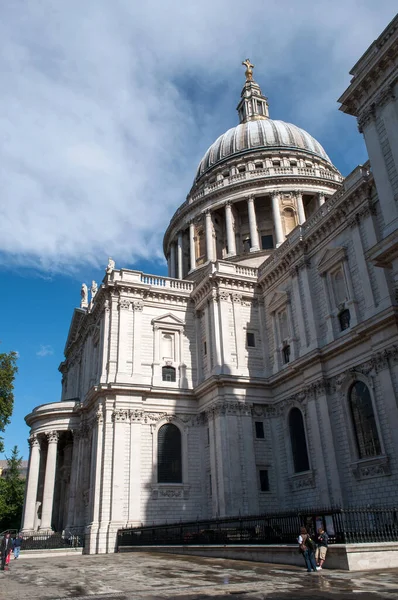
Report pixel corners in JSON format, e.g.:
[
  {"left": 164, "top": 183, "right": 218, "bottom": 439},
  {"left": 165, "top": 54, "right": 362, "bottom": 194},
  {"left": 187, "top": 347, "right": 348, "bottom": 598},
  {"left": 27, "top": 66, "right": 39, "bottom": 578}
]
[
  {"left": 317, "top": 246, "right": 346, "bottom": 275},
  {"left": 268, "top": 290, "right": 289, "bottom": 313},
  {"left": 151, "top": 313, "right": 185, "bottom": 330}
]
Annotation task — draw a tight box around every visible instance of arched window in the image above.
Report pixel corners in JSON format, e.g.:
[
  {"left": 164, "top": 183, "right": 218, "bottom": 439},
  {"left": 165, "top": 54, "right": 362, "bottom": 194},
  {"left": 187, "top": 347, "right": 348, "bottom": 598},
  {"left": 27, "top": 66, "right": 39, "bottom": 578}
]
[
  {"left": 157, "top": 423, "right": 182, "bottom": 483},
  {"left": 162, "top": 366, "right": 176, "bottom": 382},
  {"left": 283, "top": 208, "right": 296, "bottom": 236},
  {"left": 333, "top": 269, "right": 347, "bottom": 305},
  {"left": 289, "top": 408, "right": 310, "bottom": 473},
  {"left": 349, "top": 381, "right": 381, "bottom": 459}
]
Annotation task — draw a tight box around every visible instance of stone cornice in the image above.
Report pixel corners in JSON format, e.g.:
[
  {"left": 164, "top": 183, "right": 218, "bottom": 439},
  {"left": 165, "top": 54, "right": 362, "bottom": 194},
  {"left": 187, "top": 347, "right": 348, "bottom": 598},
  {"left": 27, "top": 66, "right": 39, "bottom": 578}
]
[{"left": 338, "top": 15, "right": 398, "bottom": 116}]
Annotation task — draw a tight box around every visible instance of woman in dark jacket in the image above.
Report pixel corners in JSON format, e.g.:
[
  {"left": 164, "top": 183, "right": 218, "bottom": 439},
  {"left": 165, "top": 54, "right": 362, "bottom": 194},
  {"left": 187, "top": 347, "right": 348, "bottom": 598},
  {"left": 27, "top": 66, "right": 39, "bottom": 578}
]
[
  {"left": 297, "top": 527, "right": 317, "bottom": 572},
  {"left": 0, "top": 532, "right": 13, "bottom": 570}
]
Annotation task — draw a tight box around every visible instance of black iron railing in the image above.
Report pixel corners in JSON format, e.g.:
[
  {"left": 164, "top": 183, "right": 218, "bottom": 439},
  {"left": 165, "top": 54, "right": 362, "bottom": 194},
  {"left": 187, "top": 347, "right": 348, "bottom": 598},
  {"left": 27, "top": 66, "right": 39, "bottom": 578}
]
[
  {"left": 117, "top": 506, "right": 398, "bottom": 550},
  {"left": 21, "top": 532, "right": 84, "bottom": 550}
]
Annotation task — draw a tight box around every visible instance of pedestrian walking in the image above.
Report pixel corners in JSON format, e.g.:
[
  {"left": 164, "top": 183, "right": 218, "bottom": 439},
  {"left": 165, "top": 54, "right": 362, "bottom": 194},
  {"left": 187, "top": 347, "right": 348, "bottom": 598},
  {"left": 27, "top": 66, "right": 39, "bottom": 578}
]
[
  {"left": 297, "top": 526, "right": 317, "bottom": 572},
  {"left": 1, "top": 532, "right": 13, "bottom": 570},
  {"left": 12, "top": 534, "right": 23, "bottom": 560},
  {"left": 315, "top": 527, "right": 329, "bottom": 570}
]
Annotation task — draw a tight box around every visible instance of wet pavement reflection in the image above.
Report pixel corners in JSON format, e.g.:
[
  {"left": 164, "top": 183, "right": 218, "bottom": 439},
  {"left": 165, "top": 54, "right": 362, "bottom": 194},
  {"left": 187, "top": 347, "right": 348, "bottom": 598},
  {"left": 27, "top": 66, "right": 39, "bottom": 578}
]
[{"left": 2, "top": 552, "right": 398, "bottom": 599}]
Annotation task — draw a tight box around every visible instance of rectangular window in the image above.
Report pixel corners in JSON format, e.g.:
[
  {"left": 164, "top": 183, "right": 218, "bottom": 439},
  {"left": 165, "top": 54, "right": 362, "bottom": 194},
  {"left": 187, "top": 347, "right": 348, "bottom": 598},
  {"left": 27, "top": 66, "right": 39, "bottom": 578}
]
[
  {"left": 259, "top": 469, "right": 270, "bottom": 492},
  {"left": 261, "top": 234, "right": 274, "bottom": 250},
  {"left": 246, "top": 332, "right": 255, "bottom": 347},
  {"left": 203, "top": 341, "right": 207, "bottom": 355},
  {"left": 255, "top": 421, "right": 265, "bottom": 439},
  {"left": 206, "top": 427, "right": 210, "bottom": 446},
  {"left": 209, "top": 473, "right": 212, "bottom": 496}
]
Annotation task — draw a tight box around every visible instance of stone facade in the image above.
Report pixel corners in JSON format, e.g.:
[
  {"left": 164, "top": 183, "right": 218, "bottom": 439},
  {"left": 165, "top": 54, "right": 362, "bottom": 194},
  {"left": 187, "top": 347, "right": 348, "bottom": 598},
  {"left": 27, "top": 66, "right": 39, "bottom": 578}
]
[{"left": 23, "top": 16, "right": 398, "bottom": 554}]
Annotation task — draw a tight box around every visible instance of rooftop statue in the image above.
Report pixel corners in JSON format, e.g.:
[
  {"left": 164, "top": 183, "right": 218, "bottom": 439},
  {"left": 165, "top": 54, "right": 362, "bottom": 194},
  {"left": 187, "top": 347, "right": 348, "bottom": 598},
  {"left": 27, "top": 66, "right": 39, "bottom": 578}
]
[
  {"left": 80, "top": 283, "right": 88, "bottom": 308},
  {"left": 106, "top": 257, "right": 115, "bottom": 274},
  {"left": 242, "top": 58, "right": 254, "bottom": 81}
]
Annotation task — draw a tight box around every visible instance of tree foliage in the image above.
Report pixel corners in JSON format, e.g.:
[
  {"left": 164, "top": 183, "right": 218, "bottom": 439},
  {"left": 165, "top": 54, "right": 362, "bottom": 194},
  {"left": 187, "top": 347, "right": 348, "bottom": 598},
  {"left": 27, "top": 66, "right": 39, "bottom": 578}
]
[
  {"left": 0, "top": 350, "right": 18, "bottom": 454},
  {"left": 0, "top": 446, "right": 26, "bottom": 532}
]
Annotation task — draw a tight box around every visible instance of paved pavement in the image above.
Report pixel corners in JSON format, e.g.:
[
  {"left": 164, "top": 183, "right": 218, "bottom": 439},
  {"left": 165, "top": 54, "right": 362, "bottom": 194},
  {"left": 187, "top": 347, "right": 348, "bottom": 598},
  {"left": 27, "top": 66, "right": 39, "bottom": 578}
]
[{"left": 2, "top": 551, "right": 398, "bottom": 599}]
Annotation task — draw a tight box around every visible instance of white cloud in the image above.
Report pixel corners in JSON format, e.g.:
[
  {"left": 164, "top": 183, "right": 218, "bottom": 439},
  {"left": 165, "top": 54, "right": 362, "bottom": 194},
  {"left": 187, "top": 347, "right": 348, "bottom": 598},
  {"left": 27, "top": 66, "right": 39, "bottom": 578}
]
[
  {"left": 0, "top": 0, "right": 396, "bottom": 272},
  {"left": 36, "top": 345, "right": 54, "bottom": 358}
]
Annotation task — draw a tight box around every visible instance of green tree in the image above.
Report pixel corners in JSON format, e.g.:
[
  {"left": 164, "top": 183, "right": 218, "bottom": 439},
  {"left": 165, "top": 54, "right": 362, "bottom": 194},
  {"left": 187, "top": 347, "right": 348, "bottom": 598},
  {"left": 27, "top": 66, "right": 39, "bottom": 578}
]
[
  {"left": 0, "top": 446, "right": 26, "bottom": 531},
  {"left": 0, "top": 350, "right": 18, "bottom": 454}
]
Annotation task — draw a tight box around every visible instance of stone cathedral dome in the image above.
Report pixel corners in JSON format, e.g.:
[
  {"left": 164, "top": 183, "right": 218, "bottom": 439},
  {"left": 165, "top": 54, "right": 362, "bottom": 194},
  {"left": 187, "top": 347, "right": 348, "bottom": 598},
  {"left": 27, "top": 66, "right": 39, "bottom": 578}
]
[
  {"left": 195, "top": 119, "right": 332, "bottom": 181},
  {"left": 193, "top": 58, "right": 337, "bottom": 186}
]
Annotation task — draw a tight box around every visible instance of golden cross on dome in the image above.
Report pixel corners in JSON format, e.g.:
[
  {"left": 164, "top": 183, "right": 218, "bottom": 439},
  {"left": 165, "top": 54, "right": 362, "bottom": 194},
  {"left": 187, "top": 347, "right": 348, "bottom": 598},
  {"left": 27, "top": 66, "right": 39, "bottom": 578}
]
[{"left": 242, "top": 58, "right": 254, "bottom": 81}]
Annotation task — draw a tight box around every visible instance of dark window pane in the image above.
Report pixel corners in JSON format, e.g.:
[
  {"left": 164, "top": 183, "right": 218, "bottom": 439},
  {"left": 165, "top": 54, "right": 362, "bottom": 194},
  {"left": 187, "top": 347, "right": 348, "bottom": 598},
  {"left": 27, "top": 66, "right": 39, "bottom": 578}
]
[
  {"left": 283, "top": 344, "right": 290, "bottom": 364},
  {"left": 247, "top": 332, "right": 255, "bottom": 347},
  {"left": 339, "top": 309, "right": 351, "bottom": 331},
  {"left": 157, "top": 424, "right": 182, "bottom": 483},
  {"left": 255, "top": 421, "right": 265, "bottom": 439},
  {"left": 203, "top": 341, "right": 207, "bottom": 355},
  {"left": 289, "top": 408, "right": 310, "bottom": 473},
  {"left": 259, "top": 469, "right": 269, "bottom": 491},
  {"left": 162, "top": 366, "right": 176, "bottom": 382},
  {"left": 261, "top": 235, "right": 274, "bottom": 249},
  {"left": 349, "top": 381, "right": 381, "bottom": 459}
]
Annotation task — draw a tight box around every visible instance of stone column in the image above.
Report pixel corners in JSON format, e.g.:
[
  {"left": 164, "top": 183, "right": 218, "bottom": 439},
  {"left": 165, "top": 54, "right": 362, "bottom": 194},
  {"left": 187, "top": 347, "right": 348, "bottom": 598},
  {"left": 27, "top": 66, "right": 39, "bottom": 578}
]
[
  {"left": 177, "top": 231, "right": 183, "bottom": 280},
  {"left": 271, "top": 192, "right": 284, "bottom": 247},
  {"left": 225, "top": 202, "right": 236, "bottom": 256},
  {"left": 295, "top": 191, "right": 306, "bottom": 225},
  {"left": 170, "top": 242, "right": 176, "bottom": 278},
  {"left": 189, "top": 221, "right": 196, "bottom": 271},
  {"left": 21, "top": 434, "right": 41, "bottom": 532},
  {"left": 318, "top": 192, "right": 325, "bottom": 207},
  {"left": 205, "top": 210, "right": 214, "bottom": 262},
  {"left": 128, "top": 411, "right": 142, "bottom": 526},
  {"left": 247, "top": 196, "right": 260, "bottom": 251},
  {"left": 40, "top": 431, "right": 59, "bottom": 531}
]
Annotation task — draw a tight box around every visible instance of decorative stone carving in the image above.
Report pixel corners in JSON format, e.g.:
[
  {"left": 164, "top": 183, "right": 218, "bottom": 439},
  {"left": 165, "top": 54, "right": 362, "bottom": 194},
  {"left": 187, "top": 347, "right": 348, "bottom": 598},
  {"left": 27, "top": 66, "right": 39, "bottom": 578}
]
[
  {"left": 132, "top": 300, "right": 144, "bottom": 312},
  {"left": 112, "top": 409, "right": 129, "bottom": 422},
  {"left": 151, "top": 485, "right": 190, "bottom": 499},
  {"left": 129, "top": 410, "right": 144, "bottom": 423},
  {"left": 96, "top": 407, "right": 104, "bottom": 424},
  {"left": 28, "top": 434, "right": 40, "bottom": 448},
  {"left": 119, "top": 298, "right": 130, "bottom": 311},
  {"left": 351, "top": 456, "right": 391, "bottom": 480},
  {"left": 289, "top": 471, "right": 315, "bottom": 491},
  {"left": 46, "top": 431, "right": 59, "bottom": 444},
  {"left": 357, "top": 105, "right": 376, "bottom": 133},
  {"left": 375, "top": 85, "right": 395, "bottom": 108},
  {"left": 218, "top": 290, "right": 230, "bottom": 302},
  {"left": 231, "top": 292, "right": 242, "bottom": 304},
  {"left": 205, "top": 401, "right": 252, "bottom": 418}
]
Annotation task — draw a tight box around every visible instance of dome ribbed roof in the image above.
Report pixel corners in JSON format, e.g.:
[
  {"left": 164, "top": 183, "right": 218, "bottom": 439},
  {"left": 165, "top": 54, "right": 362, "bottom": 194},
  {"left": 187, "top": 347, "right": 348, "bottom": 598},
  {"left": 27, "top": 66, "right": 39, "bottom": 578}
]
[{"left": 195, "top": 119, "right": 332, "bottom": 181}]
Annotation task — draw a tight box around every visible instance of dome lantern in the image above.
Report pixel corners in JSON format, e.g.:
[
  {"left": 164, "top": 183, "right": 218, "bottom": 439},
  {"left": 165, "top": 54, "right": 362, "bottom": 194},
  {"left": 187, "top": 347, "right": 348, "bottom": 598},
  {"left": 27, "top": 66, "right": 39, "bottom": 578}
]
[{"left": 237, "top": 59, "right": 269, "bottom": 123}]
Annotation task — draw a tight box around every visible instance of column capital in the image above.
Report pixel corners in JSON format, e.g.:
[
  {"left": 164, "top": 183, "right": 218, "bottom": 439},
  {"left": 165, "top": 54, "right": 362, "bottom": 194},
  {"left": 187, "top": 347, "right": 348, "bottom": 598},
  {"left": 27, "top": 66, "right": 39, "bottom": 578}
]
[
  {"left": 246, "top": 194, "right": 255, "bottom": 203},
  {"left": 225, "top": 200, "right": 233, "bottom": 208},
  {"left": 28, "top": 434, "right": 41, "bottom": 448},
  {"left": 46, "top": 431, "right": 59, "bottom": 444},
  {"left": 204, "top": 208, "right": 212, "bottom": 216},
  {"left": 293, "top": 189, "right": 302, "bottom": 197},
  {"left": 269, "top": 189, "right": 279, "bottom": 199}
]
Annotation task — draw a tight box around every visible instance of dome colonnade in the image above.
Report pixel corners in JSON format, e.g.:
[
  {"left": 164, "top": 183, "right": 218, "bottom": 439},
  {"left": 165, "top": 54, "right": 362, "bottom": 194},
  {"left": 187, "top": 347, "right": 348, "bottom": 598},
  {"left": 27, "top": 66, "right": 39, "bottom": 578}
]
[{"left": 164, "top": 63, "right": 342, "bottom": 279}]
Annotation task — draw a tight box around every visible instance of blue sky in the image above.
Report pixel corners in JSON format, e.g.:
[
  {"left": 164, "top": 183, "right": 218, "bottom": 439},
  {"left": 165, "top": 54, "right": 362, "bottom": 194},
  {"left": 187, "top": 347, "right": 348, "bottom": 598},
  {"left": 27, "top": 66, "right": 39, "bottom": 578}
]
[{"left": 0, "top": 1, "right": 397, "bottom": 460}]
